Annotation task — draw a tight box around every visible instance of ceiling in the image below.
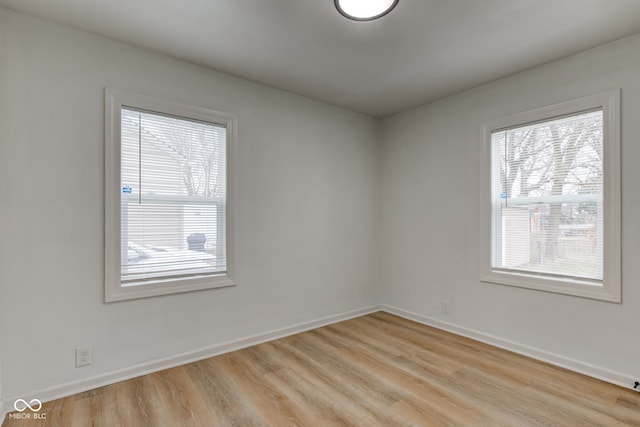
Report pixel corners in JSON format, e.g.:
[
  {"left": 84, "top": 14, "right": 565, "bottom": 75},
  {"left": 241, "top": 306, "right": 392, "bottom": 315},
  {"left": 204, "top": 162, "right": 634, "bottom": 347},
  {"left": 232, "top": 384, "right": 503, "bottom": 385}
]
[{"left": 2, "top": 0, "right": 640, "bottom": 118}]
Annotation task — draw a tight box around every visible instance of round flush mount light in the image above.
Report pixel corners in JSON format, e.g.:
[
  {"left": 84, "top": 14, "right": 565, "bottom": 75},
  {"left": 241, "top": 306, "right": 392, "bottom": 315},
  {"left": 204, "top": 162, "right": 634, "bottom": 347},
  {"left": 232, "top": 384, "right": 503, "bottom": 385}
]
[{"left": 335, "top": 0, "right": 399, "bottom": 21}]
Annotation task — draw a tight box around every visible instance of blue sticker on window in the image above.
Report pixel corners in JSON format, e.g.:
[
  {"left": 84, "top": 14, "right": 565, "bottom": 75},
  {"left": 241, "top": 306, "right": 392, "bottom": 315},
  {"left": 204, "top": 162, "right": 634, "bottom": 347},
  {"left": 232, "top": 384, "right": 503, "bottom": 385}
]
[
  {"left": 122, "top": 186, "right": 133, "bottom": 193},
  {"left": 500, "top": 192, "right": 507, "bottom": 199}
]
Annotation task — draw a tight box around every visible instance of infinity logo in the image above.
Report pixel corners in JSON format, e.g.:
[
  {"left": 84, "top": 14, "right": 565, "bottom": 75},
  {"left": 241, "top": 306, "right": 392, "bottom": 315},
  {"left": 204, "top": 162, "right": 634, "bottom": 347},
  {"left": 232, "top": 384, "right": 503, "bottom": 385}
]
[{"left": 14, "top": 399, "right": 42, "bottom": 412}]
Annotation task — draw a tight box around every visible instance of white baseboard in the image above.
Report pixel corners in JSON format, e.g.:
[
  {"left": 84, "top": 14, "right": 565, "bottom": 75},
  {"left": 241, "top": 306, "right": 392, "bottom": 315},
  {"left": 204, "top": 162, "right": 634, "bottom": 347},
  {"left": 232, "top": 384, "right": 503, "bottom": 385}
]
[
  {"left": 380, "top": 304, "right": 637, "bottom": 390},
  {"left": 1, "top": 305, "right": 379, "bottom": 418}
]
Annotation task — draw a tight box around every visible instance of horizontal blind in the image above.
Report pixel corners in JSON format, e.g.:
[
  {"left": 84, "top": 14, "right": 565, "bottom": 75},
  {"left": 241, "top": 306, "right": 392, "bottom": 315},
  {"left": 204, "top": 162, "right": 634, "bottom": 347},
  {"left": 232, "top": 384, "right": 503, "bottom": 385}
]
[
  {"left": 120, "top": 107, "right": 227, "bottom": 283},
  {"left": 491, "top": 110, "right": 603, "bottom": 281}
]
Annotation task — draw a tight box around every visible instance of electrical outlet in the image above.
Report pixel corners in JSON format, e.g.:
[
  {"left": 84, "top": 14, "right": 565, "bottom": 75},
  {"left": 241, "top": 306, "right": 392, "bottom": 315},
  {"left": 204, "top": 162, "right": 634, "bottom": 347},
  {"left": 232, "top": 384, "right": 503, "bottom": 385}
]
[
  {"left": 75, "top": 346, "right": 92, "bottom": 367},
  {"left": 442, "top": 299, "right": 451, "bottom": 315}
]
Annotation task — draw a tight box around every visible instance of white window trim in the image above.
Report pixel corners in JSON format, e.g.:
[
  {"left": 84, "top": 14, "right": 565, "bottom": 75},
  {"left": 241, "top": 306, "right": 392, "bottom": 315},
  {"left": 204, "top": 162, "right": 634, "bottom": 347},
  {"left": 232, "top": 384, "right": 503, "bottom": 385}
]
[
  {"left": 105, "top": 88, "right": 237, "bottom": 302},
  {"left": 479, "top": 90, "right": 621, "bottom": 302}
]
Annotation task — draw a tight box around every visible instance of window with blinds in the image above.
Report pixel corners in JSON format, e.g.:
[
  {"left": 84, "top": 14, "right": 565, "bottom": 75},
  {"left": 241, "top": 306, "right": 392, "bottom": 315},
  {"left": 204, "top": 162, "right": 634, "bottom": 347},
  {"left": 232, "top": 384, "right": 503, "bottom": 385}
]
[
  {"left": 491, "top": 110, "right": 603, "bottom": 281},
  {"left": 105, "top": 89, "right": 236, "bottom": 301},
  {"left": 481, "top": 91, "right": 620, "bottom": 302},
  {"left": 121, "top": 108, "right": 227, "bottom": 283}
]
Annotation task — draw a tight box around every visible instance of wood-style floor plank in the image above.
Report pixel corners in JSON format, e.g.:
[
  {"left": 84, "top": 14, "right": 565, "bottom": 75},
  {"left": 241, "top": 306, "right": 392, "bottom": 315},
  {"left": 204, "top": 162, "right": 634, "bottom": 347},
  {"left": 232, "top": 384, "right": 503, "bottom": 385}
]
[{"left": 4, "top": 312, "right": 640, "bottom": 426}]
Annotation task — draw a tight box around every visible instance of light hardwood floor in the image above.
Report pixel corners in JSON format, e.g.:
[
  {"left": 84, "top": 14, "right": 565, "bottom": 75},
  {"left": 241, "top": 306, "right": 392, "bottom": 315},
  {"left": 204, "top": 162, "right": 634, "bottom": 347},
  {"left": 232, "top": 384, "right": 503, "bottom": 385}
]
[{"left": 3, "top": 312, "right": 640, "bottom": 426}]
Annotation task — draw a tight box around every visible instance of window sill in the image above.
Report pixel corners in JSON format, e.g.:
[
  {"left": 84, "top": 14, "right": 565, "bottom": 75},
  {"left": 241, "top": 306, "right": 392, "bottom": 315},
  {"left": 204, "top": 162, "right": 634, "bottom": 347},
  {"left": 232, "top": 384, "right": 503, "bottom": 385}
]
[
  {"left": 105, "top": 273, "right": 236, "bottom": 302},
  {"left": 481, "top": 270, "right": 620, "bottom": 303}
]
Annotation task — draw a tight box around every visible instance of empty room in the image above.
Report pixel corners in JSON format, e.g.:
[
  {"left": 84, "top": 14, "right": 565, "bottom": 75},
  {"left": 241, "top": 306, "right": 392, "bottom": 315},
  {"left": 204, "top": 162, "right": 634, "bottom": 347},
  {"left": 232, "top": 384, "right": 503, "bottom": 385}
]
[{"left": 1, "top": 0, "right": 640, "bottom": 425}]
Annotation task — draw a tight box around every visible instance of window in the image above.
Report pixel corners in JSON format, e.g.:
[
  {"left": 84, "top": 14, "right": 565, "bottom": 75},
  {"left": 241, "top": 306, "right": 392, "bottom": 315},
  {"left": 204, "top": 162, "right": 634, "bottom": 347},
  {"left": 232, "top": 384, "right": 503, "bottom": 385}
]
[
  {"left": 105, "top": 89, "right": 236, "bottom": 301},
  {"left": 480, "top": 91, "right": 620, "bottom": 302}
]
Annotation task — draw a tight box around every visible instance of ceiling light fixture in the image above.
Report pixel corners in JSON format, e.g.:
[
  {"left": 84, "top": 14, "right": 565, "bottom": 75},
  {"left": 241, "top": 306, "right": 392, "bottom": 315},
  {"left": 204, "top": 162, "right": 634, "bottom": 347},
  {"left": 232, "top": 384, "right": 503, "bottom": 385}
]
[{"left": 335, "top": 0, "right": 399, "bottom": 21}]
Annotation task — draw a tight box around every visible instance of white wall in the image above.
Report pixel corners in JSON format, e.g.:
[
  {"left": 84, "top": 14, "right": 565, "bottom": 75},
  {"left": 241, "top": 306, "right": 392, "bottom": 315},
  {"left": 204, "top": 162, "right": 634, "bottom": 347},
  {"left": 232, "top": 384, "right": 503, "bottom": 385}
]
[
  {"left": 381, "top": 33, "right": 640, "bottom": 380},
  {"left": 0, "top": 8, "right": 380, "bottom": 402}
]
